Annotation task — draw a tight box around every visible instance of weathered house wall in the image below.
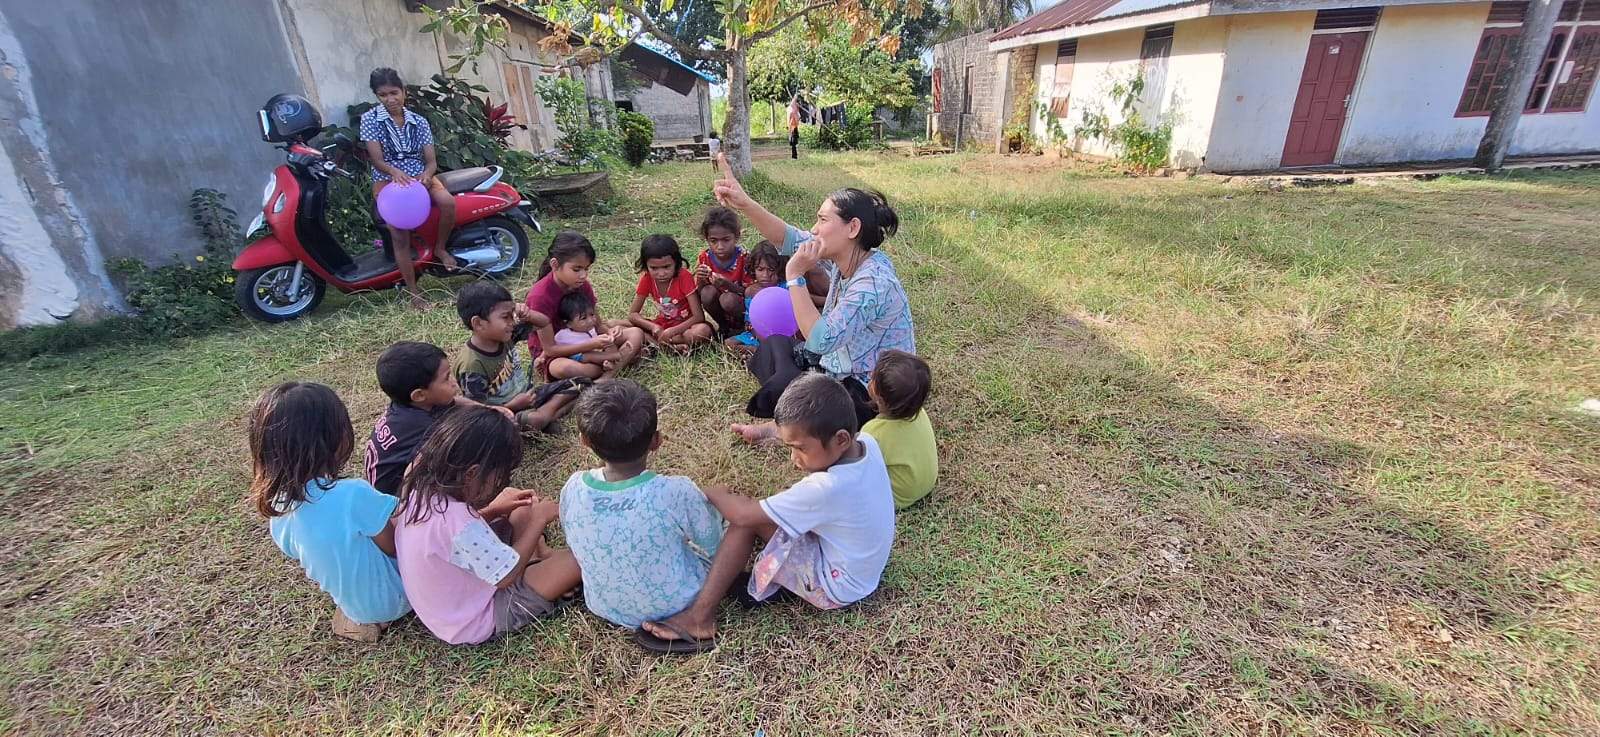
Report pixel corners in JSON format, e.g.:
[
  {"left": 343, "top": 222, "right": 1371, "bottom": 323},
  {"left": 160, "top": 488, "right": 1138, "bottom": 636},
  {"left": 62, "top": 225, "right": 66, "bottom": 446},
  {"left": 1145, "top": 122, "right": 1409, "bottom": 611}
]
[
  {"left": 931, "top": 29, "right": 1000, "bottom": 147},
  {"left": 625, "top": 78, "right": 712, "bottom": 142},
  {"left": 0, "top": 0, "right": 304, "bottom": 327},
  {"left": 0, "top": 0, "right": 608, "bottom": 329}
]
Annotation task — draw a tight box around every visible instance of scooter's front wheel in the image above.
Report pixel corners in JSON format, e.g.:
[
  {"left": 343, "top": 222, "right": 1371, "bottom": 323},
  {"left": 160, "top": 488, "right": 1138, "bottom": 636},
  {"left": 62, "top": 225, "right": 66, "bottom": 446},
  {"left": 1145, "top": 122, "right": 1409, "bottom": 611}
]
[
  {"left": 477, "top": 216, "right": 530, "bottom": 277},
  {"left": 235, "top": 264, "right": 327, "bottom": 322}
]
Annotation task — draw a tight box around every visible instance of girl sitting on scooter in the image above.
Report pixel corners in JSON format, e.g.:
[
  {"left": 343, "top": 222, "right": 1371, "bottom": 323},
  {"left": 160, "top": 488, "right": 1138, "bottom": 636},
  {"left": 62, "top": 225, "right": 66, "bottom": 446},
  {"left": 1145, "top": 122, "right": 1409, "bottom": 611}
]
[{"left": 360, "top": 67, "right": 460, "bottom": 310}]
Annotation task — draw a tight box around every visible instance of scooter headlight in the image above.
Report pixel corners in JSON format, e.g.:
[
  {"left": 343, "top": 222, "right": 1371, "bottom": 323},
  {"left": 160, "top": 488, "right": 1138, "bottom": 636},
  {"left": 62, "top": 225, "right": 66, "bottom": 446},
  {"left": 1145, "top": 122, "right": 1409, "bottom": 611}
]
[
  {"left": 244, "top": 211, "right": 266, "bottom": 238},
  {"left": 258, "top": 174, "right": 276, "bottom": 209}
]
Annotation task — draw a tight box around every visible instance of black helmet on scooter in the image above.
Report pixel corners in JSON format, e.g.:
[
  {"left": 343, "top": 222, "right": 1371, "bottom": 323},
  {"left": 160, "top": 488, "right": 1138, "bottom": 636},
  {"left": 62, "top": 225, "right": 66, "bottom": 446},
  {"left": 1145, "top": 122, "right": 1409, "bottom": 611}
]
[{"left": 258, "top": 93, "right": 323, "bottom": 143}]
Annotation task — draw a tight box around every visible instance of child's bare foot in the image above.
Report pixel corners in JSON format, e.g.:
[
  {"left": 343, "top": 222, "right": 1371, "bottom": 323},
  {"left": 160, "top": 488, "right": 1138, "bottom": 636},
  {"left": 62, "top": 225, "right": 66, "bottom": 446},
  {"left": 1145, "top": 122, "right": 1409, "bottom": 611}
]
[
  {"left": 730, "top": 422, "right": 779, "bottom": 446},
  {"left": 332, "top": 609, "right": 384, "bottom": 643},
  {"left": 408, "top": 291, "right": 430, "bottom": 311}
]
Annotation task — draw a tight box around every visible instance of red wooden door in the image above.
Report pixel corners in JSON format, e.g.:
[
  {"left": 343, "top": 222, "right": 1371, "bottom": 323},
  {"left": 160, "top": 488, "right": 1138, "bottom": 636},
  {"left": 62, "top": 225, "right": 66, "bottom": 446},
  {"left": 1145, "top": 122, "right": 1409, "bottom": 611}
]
[{"left": 1281, "top": 31, "right": 1369, "bottom": 167}]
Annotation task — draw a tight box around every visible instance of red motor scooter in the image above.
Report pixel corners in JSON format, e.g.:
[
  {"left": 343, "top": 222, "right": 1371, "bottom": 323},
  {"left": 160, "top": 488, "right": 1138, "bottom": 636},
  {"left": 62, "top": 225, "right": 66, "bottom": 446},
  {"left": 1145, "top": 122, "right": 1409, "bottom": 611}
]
[{"left": 233, "top": 93, "right": 542, "bottom": 322}]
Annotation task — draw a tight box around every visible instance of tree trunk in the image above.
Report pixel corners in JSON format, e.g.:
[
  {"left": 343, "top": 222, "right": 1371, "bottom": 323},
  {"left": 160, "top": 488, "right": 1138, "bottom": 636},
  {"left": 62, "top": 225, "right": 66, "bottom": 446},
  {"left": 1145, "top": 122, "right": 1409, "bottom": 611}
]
[
  {"left": 770, "top": 100, "right": 778, "bottom": 135},
  {"left": 723, "top": 50, "right": 754, "bottom": 179},
  {"left": 1475, "top": 0, "right": 1561, "bottom": 171}
]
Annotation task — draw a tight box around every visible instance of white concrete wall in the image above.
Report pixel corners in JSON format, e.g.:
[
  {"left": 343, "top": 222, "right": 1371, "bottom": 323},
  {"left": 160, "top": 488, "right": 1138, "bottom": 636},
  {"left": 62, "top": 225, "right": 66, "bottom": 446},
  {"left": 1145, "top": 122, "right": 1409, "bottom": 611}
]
[
  {"left": 1059, "top": 28, "right": 1146, "bottom": 157},
  {"left": 1206, "top": 11, "right": 1318, "bottom": 170},
  {"left": 1339, "top": 2, "right": 1600, "bottom": 163},
  {"left": 1029, "top": 18, "right": 1227, "bottom": 167},
  {"left": 1166, "top": 16, "right": 1229, "bottom": 168}
]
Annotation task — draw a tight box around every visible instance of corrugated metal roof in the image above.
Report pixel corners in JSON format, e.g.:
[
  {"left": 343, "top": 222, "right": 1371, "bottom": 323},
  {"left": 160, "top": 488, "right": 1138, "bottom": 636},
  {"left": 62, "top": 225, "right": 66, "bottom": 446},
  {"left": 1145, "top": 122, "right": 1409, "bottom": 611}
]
[{"left": 990, "top": 0, "right": 1201, "bottom": 42}]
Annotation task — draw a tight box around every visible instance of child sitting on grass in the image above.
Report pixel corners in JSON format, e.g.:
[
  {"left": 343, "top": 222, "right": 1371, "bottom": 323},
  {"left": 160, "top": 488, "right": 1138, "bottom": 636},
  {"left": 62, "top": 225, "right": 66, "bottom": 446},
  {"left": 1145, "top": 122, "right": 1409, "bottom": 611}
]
[
  {"left": 558, "top": 380, "right": 726, "bottom": 629},
  {"left": 725, "top": 241, "right": 830, "bottom": 353},
  {"left": 524, "top": 231, "right": 647, "bottom": 382},
  {"left": 694, "top": 206, "right": 751, "bottom": 338},
  {"left": 394, "top": 405, "right": 581, "bottom": 645},
  {"left": 552, "top": 291, "right": 625, "bottom": 376},
  {"left": 250, "top": 382, "right": 411, "bottom": 643},
  {"left": 629, "top": 234, "right": 714, "bottom": 353},
  {"left": 861, "top": 350, "right": 938, "bottom": 509},
  {"left": 364, "top": 341, "right": 518, "bottom": 495},
  {"left": 455, "top": 281, "right": 579, "bottom": 432},
  {"left": 636, "top": 374, "right": 895, "bottom": 654}
]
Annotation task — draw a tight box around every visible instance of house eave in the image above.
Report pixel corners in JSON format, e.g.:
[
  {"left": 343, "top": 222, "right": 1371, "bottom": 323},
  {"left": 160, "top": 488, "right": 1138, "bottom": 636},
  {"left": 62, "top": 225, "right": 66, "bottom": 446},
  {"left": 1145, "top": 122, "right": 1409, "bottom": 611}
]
[
  {"left": 988, "top": 0, "right": 1484, "bottom": 52},
  {"left": 988, "top": 3, "right": 1212, "bottom": 52}
]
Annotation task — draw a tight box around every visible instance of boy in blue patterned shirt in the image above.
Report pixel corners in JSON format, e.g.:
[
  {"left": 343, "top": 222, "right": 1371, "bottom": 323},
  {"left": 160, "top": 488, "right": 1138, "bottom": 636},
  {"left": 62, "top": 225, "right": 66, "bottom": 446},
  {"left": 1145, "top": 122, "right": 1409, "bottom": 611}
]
[{"left": 558, "top": 380, "right": 726, "bottom": 629}]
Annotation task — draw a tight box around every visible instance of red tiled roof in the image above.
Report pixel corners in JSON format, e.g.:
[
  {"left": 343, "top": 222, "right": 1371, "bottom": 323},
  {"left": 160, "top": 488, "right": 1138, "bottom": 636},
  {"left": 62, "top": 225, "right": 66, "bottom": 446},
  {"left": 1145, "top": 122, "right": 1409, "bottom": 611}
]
[{"left": 991, "top": 0, "right": 1193, "bottom": 42}]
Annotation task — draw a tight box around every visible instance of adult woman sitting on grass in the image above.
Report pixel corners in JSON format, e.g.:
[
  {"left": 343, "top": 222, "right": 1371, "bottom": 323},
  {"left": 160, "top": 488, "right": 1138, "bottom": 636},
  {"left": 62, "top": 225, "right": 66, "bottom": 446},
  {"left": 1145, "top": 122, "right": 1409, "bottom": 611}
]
[{"left": 711, "top": 154, "right": 915, "bottom": 439}]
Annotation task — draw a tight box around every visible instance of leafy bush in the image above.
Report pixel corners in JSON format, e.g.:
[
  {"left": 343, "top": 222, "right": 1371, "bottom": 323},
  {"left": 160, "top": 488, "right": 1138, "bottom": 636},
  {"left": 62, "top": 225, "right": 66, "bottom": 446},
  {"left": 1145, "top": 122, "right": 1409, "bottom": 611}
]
[
  {"left": 808, "top": 103, "right": 884, "bottom": 151},
  {"left": 1073, "top": 74, "right": 1173, "bottom": 172},
  {"left": 107, "top": 189, "right": 242, "bottom": 337},
  {"left": 536, "top": 76, "right": 620, "bottom": 168},
  {"left": 325, "top": 174, "right": 381, "bottom": 258},
  {"left": 618, "top": 110, "right": 655, "bottom": 167}
]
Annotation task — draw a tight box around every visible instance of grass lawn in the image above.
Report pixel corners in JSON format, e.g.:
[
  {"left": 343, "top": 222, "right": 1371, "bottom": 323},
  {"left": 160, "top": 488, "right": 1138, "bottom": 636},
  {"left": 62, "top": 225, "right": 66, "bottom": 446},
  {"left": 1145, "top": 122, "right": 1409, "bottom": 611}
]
[{"left": 2, "top": 153, "right": 1598, "bottom": 736}]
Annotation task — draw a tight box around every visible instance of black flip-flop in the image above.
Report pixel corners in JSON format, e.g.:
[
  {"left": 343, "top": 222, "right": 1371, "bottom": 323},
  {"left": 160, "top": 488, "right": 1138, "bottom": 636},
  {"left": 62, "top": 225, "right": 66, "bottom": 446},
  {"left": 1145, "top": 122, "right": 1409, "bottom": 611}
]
[
  {"left": 731, "top": 571, "right": 795, "bottom": 610},
  {"left": 634, "top": 620, "right": 717, "bottom": 656},
  {"left": 531, "top": 379, "right": 579, "bottom": 407}
]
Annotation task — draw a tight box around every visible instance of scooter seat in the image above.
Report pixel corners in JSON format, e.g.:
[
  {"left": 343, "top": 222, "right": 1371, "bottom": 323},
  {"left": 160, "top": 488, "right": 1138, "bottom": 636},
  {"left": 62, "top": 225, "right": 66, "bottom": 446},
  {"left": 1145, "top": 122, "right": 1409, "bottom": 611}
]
[{"left": 436, "top": 166, "right": 498, "bottom": 194}]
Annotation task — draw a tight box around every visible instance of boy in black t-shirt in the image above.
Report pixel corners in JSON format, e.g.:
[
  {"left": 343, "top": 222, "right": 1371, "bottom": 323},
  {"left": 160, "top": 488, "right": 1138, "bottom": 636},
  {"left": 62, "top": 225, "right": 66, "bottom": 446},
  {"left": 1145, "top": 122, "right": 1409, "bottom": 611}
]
[{"left": 363, "top": 341, "right": 514, "bottom": 495}]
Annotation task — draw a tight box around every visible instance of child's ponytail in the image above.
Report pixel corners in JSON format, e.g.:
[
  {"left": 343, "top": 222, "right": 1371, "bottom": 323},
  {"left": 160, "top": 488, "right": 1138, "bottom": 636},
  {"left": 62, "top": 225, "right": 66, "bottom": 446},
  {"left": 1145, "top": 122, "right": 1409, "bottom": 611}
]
[
  {"left": 826, "top": 188, "right": 899, "bottom": 250},
  {"left": 538, "top": 230, "right": 598, "bottom": 279},
  {"left": 247, "top": 382, "right": 355, "bottom": 518}
]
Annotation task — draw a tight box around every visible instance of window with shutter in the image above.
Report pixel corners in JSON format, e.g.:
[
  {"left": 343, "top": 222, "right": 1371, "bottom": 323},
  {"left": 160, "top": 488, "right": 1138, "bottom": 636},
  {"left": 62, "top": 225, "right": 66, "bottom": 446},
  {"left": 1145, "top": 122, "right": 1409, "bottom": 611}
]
[{"left": 1050, "top": 40, "right": 1076, "bottom": 117}]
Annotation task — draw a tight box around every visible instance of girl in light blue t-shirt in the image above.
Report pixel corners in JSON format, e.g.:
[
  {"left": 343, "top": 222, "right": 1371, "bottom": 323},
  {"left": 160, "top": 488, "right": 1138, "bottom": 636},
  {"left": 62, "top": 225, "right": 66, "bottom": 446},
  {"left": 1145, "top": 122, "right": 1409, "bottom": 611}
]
[{"left": 249, "top": 382, "right": 411, "bottom": 642}]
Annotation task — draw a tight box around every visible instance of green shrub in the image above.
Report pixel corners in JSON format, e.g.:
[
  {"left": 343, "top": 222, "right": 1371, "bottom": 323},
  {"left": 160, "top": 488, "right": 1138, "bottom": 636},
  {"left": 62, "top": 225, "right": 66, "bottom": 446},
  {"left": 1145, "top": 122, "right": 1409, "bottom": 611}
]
[
  {"left": 536, "top": 76, "right": 620, "bottom": 168},
  {"left": 809, "top": 103, "right": 883, "bottom": 151},
  {"left": 1073, "top": 74, "right": 1174, "bottom": 172},
  {"left": 618, "top": 110, "right": 655, "bottom": 167},
  {"left": 107, "top": 189, "right": 243, "bottom": 337}
]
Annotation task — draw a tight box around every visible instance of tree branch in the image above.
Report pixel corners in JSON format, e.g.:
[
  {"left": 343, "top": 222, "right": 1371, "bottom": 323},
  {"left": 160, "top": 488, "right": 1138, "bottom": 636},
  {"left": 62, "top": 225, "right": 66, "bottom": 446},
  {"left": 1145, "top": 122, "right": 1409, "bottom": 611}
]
[
  {"left": 747, "top": 1, "right": 839, "bottom": 45},
  {"left": 608, "top": 0, "right": 732, "bottom": 62}
]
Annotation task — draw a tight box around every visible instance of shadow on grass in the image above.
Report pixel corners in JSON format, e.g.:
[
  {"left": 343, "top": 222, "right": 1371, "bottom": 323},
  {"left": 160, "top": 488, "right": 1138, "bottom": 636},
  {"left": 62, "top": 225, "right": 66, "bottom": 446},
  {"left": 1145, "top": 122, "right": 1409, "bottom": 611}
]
[{"left": 741, "top": 158, "right": 1588, "bottom": 733}]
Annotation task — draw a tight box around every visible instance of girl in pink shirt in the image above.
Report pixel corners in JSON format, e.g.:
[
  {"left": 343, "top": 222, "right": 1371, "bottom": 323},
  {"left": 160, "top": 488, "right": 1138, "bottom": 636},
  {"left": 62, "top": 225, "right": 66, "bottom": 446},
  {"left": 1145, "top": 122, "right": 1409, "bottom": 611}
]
[{"left": 393, "top": 406, "right": 581, "bottom": 645}]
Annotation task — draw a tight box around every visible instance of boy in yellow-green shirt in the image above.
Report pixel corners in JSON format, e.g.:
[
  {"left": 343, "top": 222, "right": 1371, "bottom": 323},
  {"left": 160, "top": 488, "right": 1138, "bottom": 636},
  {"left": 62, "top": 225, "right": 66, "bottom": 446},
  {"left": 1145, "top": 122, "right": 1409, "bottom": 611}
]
[{"left": 862, "top": 350, "right": 937, "bottom": 509}]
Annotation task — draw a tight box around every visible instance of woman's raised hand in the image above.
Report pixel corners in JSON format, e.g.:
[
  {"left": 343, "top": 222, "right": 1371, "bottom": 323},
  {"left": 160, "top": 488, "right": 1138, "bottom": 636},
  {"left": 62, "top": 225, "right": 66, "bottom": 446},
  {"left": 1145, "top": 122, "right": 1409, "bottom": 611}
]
[{"left": 711, "top": 153, "right": 752, "bottom": 211}]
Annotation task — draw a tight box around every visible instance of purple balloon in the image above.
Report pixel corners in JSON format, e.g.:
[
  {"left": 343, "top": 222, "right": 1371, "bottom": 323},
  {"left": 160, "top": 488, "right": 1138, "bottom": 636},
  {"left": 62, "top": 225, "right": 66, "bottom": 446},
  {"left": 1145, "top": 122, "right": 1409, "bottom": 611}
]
[
  {"left": 377, "top": 181, "right": 430, "bottom": 230},
  {"left": 749, "top": 286, "right": 797, "bottom": 339}
]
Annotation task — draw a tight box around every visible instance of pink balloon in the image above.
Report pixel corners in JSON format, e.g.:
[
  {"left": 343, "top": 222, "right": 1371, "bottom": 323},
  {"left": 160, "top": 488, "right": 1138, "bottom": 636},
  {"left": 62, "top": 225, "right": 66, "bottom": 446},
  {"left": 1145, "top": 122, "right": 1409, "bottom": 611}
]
[
  {"left": 377, "top": 181, "right": 430, "bottom": 230},
  {"left": 749, "top": 286, "right": 797, "bottom": 339}
]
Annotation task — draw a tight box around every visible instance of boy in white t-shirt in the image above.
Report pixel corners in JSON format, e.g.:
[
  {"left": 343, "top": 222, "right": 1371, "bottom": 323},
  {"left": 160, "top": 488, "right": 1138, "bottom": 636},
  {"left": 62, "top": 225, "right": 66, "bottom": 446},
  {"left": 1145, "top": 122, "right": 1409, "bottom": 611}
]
[{"left": 636, "top": 373, "right": 895, "bottom": 654}]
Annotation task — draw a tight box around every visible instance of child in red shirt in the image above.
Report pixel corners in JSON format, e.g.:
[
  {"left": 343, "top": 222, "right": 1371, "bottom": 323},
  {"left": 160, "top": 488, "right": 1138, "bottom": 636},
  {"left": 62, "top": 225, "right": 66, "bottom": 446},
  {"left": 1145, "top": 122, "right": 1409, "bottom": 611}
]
[
  {"left": 694, "top": 207, "right": 752, "bottom": 338},
  {"left": 629, "top": 235, "right": 714, "bottom": 353}
]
